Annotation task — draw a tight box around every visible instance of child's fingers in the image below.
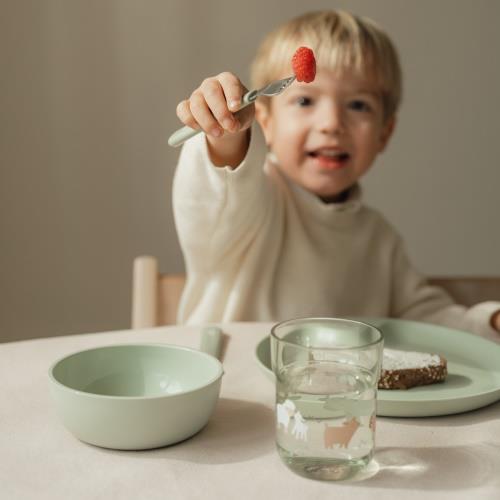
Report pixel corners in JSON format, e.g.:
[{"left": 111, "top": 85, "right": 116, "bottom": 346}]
[
  {"left": 218, "top": 72, "right": 255, "bottom": 131},
  {"left": 189, "top": 91, "right": 223, "bottom": 138},
  {"left": 176, "top": 99, "right": 200, "bottom": 130},
  {"left": 176, "top": 72, "right": 249, "bottom": 137},
  {"left": 200, "top": 78, "right": 240, "bottom": 133},
  {"left": 217, "top": 72, "right": 245, "bottom": 112}
]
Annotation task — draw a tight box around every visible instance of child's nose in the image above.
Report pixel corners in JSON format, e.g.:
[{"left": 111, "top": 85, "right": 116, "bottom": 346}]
[{"left": 317, "top": 105, "right": 345, "bottom": 135}]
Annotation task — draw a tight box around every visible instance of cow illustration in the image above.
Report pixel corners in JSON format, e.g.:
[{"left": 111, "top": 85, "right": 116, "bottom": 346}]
[
  {"left": 291, "top": 411, "right": 308, "bottom": 441},
  {"left": 323, "top": 418, "right": 360, "bottom": 449},
  {"left": 276, "top": 400, "right": 296, "bottom": 433}
]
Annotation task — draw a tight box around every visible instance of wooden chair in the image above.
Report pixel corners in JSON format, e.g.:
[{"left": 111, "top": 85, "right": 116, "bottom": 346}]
[
  {"left": 131, "top": 255, "right": 500, "bottom": 328},
  {"left": 132, "top": 256, "right": 186, "bottom": 329}
]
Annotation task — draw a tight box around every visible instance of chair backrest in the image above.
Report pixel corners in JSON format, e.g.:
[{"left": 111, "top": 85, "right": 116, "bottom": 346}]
[
  {"left": 132, "top": 256, "right": 186, "bottom": 329},
  {"left": 132, "top": 256, "right": 500, "bottom": 328}
]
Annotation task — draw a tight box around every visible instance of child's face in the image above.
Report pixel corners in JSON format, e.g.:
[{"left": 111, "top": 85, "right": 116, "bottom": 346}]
[{"left": 256, "top": 68, "right": 395, "bottom": 201}]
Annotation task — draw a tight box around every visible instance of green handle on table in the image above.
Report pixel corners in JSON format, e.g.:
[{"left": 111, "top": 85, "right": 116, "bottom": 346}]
[{"left": 200, "top": 326, "right": 223, "bottom": 360}]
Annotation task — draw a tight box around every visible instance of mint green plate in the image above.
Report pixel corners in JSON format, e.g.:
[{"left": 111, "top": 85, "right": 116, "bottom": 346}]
[{"left": 255, "top": 318, "right": 500, "bottom": 417}]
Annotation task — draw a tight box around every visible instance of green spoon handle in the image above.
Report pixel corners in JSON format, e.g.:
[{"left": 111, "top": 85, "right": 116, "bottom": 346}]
[{"left": 200, "top": 326, "right": 223, "bottom": 360}]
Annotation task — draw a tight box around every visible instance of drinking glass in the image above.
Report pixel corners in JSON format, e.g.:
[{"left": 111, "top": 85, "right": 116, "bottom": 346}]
[{"left": 270, "top": 317, "right": 383, "bottom": 480}]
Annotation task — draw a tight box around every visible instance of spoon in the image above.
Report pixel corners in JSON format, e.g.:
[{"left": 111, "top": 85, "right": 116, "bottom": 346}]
[{"left": 168, "top": 75, "right": 296, "bottom": 148}]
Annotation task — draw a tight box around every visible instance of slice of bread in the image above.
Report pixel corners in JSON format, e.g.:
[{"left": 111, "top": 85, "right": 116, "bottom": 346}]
[{"left": 378, "top": 348, "right": 447, "bottom": 390}]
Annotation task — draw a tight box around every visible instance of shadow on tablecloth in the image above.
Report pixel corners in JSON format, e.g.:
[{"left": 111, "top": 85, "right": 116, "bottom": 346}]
[{"left": 119, "top": 398, "right": 276, "bottom": 464}]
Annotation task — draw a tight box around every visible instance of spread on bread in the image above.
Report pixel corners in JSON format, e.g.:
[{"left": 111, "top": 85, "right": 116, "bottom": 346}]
[{"left": 378, "top": 348, "right": 447, "bottom": 390}]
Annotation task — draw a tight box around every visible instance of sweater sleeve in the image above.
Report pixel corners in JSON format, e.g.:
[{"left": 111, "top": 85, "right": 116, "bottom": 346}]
[
  {"left": 172, "top": 128, "right": 269, "bottom": 273},
  {"left": 390, "top": 234, "right": 500, "bottom": 340}
]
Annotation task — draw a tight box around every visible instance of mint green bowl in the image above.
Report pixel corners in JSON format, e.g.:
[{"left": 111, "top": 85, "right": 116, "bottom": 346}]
[{"left": 49, "top": 344, "right": 223, "bottom": 450}]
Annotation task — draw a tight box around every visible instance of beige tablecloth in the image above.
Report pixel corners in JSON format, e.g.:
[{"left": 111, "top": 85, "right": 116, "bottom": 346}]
[{"left": 1, "top": 323, "right": 499, "bottom": 500}]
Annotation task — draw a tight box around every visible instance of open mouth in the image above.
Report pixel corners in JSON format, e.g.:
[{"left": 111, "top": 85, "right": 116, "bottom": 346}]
[{"left": 307, "top": 149, "right": 350, "bottom": 169}]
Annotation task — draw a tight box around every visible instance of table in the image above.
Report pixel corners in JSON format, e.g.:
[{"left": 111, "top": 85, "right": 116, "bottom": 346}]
[{"left": 1, "top": 323, "right": 500, "bottom": 500}]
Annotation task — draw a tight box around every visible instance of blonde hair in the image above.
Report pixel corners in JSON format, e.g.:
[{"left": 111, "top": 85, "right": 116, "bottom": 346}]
[{"left": 250, "top": 10, "right": 402, "bottom": 120}]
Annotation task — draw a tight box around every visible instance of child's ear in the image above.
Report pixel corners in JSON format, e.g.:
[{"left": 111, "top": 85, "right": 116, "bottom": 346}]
[
  {"left": 378, "top": 115, "right": 397, "bottom": 152},
  {"left": 255, "top": 101, "right": 273, "bottom": 146}
]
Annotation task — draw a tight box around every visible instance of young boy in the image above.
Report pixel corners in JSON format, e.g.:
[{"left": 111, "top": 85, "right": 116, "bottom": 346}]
[{"left": 172, "top": 10, "right": 500, "bottom": 336}]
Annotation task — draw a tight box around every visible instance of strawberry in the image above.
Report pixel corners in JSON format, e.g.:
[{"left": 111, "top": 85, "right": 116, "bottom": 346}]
[{"left": 291, "top": 46, "right": 316, "bottom": 83}]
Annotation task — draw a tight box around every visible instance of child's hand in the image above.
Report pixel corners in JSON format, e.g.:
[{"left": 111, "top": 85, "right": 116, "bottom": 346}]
[
  {"left": 176, "top": 72, "right": 255, "bottom": 140},
  {"left": 492, "top": 310, "right": 500, "bottom": 332}
]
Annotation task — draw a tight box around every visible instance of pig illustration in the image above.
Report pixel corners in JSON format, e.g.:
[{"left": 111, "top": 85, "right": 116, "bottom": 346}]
[
  {"left": 323, "top": 418, "right": 360, "bottom": 449},
  {"left": 369, "top": 413, "right": 376, "bottom": 433}
]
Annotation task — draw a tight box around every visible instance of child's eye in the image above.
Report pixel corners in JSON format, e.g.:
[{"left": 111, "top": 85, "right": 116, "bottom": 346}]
[
  {"left": 296, "top": 96, "right": 313, "bottom": 107},
  {"left": 349, "top": 100, "right": 371, "bottom": 112}
]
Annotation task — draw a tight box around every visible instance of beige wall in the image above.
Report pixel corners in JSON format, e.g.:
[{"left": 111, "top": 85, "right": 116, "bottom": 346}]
[{"left": 1, "top": 0, "right": 499, "bottom": 342}]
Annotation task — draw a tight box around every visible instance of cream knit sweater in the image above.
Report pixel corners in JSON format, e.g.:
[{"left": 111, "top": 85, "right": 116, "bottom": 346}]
[{"left": 172, "top": 132, "right": 499, "bottom": 338}]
